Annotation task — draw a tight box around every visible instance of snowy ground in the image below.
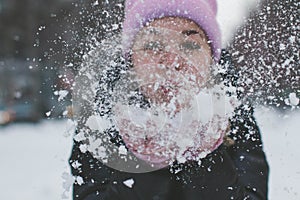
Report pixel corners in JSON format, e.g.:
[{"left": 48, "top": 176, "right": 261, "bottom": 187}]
[
  {"left": 0, "top": 108, "right": 299, "bottom": 200},
  {"left": 0, "top": 120, "right": 74, "bottom": 200},
  {"left": 255, "top": 108, "right": 300, "bottom": 200}
]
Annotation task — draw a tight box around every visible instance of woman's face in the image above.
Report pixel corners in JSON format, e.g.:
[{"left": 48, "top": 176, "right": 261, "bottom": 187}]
[{"left": 132, "top": 17, "right": 213, "bottom": 111}]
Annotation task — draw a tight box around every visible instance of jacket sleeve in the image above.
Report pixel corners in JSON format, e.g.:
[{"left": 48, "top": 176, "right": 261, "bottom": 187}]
[{"left": 227, "top": 104, "right": 269, "bottom": 199}]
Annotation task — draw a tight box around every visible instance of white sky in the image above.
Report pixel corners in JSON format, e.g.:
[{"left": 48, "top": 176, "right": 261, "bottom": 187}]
[{"left": 217, "top": 0, "right": 260, "bottom": 46}]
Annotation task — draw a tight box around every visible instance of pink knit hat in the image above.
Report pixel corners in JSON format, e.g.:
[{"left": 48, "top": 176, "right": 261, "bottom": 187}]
[{"left": 122, "top": 0, "right": 221, "bottom": 61}]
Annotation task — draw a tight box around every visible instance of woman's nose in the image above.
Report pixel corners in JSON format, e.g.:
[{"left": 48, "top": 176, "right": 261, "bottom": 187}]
[{"left": 158, "top": 52, "right": 185, "bottom": 71}]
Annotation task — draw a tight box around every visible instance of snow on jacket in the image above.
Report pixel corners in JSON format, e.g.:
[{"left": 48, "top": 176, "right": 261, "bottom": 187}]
[{"left": 69, "top": 50, "right": 269, "bottom": 200}]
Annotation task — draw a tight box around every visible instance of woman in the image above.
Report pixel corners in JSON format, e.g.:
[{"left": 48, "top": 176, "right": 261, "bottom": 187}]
[{"left": 70, "top": 0, "right": 269, "bottom": 199}]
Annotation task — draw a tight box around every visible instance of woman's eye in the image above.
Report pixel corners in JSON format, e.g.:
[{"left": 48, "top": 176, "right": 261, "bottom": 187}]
[
  {"left": 179, "top": 41, "right": 201, "bottom": 51},
  {"left": 143, "top": 41, "right": 164, "bottom": 51}
]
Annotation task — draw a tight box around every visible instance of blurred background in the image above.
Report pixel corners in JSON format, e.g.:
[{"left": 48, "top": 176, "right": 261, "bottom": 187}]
[
  {"left": 0, "top": 0, "right": 80, "bottom": 125},
  {"left": 0, "top": 0, "right": 299, "bottom": 199}
]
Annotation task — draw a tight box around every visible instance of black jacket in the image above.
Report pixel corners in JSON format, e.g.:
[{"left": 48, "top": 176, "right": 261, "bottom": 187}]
[
  {"left": 69, "top": 50, "right": 269, "bottom": 200},
  {"left": 70, "top": 105, "right": 268, "bottom": 200}
]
